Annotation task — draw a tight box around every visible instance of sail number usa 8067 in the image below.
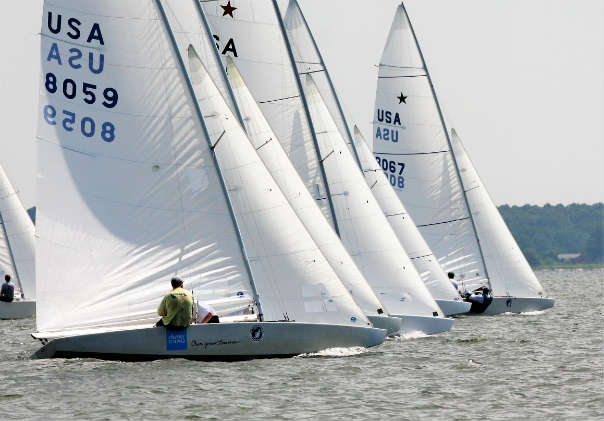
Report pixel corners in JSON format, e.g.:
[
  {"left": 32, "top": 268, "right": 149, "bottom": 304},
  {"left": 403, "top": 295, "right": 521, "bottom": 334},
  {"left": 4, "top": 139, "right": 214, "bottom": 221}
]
[{"left": 376, "top": 156, "right": 405, "bottom": 189}]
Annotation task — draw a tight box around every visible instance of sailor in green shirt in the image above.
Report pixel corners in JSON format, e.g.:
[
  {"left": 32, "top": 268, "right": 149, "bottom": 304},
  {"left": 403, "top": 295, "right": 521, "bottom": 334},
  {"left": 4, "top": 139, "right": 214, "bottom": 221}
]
[{"left": 155, "top": 277, "right": 194, "bottom": 329}]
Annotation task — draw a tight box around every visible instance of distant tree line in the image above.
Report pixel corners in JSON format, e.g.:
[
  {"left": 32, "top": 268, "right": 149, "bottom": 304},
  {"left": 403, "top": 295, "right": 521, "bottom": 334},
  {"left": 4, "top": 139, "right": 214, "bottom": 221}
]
[{"left": 498, "top": 203, "right": 604, "bottom": 267}]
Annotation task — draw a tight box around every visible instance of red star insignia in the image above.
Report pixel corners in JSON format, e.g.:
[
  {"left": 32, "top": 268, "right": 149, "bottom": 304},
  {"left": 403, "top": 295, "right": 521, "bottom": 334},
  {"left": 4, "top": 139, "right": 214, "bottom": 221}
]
[{"left": 221, "top": 1, "right": 237, "bottom": 18}]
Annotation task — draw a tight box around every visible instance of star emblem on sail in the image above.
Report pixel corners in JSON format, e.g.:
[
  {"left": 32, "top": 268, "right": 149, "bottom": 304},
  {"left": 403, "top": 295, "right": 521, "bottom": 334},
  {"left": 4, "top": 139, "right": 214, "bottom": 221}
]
[
  {"left": 221, "top": 1, "right": 237, "bottom": 18},
  {"left": 372, "top": 2, "right": 554, "bottom": 315}
]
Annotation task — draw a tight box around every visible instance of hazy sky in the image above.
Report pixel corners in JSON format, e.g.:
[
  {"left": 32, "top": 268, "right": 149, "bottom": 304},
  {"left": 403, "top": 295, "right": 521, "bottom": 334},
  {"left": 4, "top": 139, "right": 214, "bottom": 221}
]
[{"left": 1, "top": 0, "right": 602, "bottom": 209}]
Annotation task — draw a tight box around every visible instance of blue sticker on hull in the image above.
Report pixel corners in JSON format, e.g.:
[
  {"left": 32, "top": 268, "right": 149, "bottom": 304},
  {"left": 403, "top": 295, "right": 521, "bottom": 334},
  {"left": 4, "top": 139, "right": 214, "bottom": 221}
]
[{"left": 166, "top": 328, "right": 187, "bottom": 351}]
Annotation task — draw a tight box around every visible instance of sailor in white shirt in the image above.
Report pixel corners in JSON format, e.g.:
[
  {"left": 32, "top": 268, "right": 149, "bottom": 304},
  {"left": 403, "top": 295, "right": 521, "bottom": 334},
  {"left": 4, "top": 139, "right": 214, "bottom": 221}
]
[{"left": 195, "top": 302, "right": 220, "bottom": 324}]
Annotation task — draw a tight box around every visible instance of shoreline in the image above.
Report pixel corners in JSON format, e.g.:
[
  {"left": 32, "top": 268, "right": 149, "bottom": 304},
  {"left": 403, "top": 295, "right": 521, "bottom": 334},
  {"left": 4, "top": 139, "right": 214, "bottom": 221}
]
[{"left": 535, "top": 264, "right": 603, "bottom": 270}]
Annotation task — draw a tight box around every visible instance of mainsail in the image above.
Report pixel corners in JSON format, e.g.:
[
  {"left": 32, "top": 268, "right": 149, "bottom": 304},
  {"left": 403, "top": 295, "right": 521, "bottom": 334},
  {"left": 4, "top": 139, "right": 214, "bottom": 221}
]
[
  {"left": 36, "top": 0, "right": 367, "bottom": 335},
  {"left": 373, "top": 4, "right": 488, "bottom": 292},
  {"left": 353, "top": 127, "right": 462, "bottom": 304},
  {"left": 0, "top": 165, "right": 35, "bottom": 299}
]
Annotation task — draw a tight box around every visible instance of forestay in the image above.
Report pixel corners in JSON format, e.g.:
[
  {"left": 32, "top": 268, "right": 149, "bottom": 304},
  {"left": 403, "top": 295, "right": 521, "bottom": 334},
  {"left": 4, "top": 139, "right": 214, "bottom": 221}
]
[
  {"left": 304, "top": 75, "right": 442, "bottom": 318},
  {"left": 202, "top": 0, "right": 335, "bottom": 227},
  {"left": 186, "top": 46, "right": 369, "bottom": 326},
  {"left": 451, "top": 130, "right": 545, "bottom": 298},
  {"left": 0, "top": 166, "right": 35, "bottom": 299},
  {"left": 373, "top": 4, "right": 488, "bottom": 292},
  {"left": 226, "top": 57, "right": 385, "bottom": 317},
  {"left": 353, "top": 127, "right": 461, "bottom": 303}
]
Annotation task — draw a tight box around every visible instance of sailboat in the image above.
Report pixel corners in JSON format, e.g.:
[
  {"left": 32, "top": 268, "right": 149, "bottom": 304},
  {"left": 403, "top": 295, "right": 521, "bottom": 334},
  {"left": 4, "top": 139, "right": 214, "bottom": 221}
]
[
  {"left": 284, "top": 0, "right": 468, "bottom": 317},
  {"left": 225, "top": 57, "right": 402, "bottom": 335},
  {"left": 32, "top": 0, "right": 385, "bottom": 359},
  {"left": 353, "top": 127, "right": 470, "bottom": 316},
  {"left": 372, "top": 2, "right": 554, "bottom": 315},
  {"left": 205, "top": 0, "right": 453, "bottom": 335},
  {"left": 0, "top": 165, "right": 35, "bottom": 319}
]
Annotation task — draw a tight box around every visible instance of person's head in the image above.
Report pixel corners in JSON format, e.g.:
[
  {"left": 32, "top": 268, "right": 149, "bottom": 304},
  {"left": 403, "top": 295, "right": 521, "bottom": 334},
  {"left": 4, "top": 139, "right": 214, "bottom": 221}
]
[
  {"left": 171, "top": 277, "right": 183, "bottom": 289},
  {"left": 447, "top": 272, "right": 455, "bottom": 279},
  {"left": 4, "top": 274, "right": 10, "bottom": 283},
  {"left": 483, "top": 287, "right": 490, "bottom": 294}
]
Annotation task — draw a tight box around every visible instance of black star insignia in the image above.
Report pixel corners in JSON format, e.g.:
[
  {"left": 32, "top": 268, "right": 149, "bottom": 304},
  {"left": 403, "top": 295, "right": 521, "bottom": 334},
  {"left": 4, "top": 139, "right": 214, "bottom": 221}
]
[
  {"left": 397, "top": 92, "right": 407, "bottom": 104},
  {"left": 221, "top": 1, "right": 237, "bottom": 18}
]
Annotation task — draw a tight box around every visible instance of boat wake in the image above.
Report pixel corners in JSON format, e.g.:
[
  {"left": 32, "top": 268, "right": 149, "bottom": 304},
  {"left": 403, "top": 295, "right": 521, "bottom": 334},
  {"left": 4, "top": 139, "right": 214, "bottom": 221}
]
[
  {"left": 388, "top": 331, "right": 429, "bottom": 341},
  {"left": 295, "top": 347, "right": 367, "bottom": 358},
  {"left": 502, "top": 310, "right": 546, "bottom": 316},
  {"left": 519, "top": 310, "right": 546, "bottom": 316}
]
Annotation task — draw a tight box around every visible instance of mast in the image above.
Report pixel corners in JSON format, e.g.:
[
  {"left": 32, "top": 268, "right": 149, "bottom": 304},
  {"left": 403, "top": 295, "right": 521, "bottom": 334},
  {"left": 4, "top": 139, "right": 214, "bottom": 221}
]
[
  {"left": 289, "top": 0, "right": 363, "bottom": 170},
  {"left": 400, "top": 1, "right": 491, "bottom": 287},
  {"left": 154, "top": 0, "right": 264, "bottom": 320},
  {"left": 0, "top": 210, "right": 24, "bottom": 298},
  {"left": 272, "top": 0, "right": 340, "bottom": 236},
  {"left": 190, "top": 0, "right": 246, "bottom": 127}
]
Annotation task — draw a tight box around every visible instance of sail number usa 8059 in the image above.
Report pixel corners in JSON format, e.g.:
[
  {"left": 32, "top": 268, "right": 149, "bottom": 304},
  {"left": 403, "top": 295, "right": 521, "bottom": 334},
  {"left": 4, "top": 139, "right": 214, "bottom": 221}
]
[{"left": 42, "top": 12, "right": 118, "bottom": 143}]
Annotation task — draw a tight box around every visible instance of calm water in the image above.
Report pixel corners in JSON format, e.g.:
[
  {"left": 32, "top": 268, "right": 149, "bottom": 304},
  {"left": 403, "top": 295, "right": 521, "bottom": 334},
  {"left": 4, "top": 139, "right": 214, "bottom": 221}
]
[{"left": 1, "top": 269, "right": 602, "bottom": 420}]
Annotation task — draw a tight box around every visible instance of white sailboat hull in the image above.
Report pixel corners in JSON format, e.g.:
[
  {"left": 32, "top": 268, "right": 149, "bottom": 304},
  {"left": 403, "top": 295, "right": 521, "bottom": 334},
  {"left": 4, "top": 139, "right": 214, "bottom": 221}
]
[
  {"left": 484, "top": 297, "right": 555, "bottom": 315},
  {"left": 367, "top": 315, "right": 403, "bottom": 336},
  {"left": 393, "top": 314, "right": 454, "bottom": 336},
  {"left": 436, "top": 299, "right": 471, "bottom": 316},
  {"left": 32, "top": 322, "right": 386, "bottom": 360},
  {"left": 0, "top": 300, "right": 35, "bottom": 319}
]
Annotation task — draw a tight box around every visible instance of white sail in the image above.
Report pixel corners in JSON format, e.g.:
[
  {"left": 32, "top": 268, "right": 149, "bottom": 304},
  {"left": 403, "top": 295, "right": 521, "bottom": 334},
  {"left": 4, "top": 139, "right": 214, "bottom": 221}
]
[
  {"left": 205, "top": 1, "right": 445, "bottom": 322},
  {"left": 353, "top": 127, "right": 462, "bottom": 304},
  {"left": 304, "top": 75, "right": 442, "bottom": 318},
  {"left": 373, "top": 4, "right": 488, "bottom": 292},
  {"left": 283, "top": 0, "right": 358, "bottom": 163},
  {"left": 202, "top": 0, "right": 336, "bottom": 228},
  {"left": 186, "top": 46, "right": 369, "bottom": 326},
  {"left": 0, "top": 165, "right": 35, "bottom": 299},
  {"left": 157, "top": 0, "right": 238, "bottom": 115},
  {"left": 225, "top": 57, "right": 386, "bottom": 318},
  {"left": 36, "top": 0, "right": 369, "bottom": 335},
  {"left": 451, "top": 129, "right": 546, "bottom": 298},
  {"left": 36, "top": 0, "right": 257, "bottom": 334}
]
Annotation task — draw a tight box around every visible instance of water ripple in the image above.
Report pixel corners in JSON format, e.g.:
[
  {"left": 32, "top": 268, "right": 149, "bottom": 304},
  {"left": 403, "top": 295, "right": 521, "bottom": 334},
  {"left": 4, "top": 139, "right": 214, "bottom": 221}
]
[{"left": 0, "top": 269, "right": 603, "bottom": 420}]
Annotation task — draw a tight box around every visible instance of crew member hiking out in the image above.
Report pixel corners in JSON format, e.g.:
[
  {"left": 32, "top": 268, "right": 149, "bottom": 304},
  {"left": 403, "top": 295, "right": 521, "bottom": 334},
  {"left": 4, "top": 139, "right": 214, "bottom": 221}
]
[
  {"left": 155, "top": 277, "right": 193, "bottom": 329},
  {"left": 462, "top": 286, "right": 493, "bottom": 314},
  {"left": 0, "top": 274, "right": 15, "bottom": 303}
]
